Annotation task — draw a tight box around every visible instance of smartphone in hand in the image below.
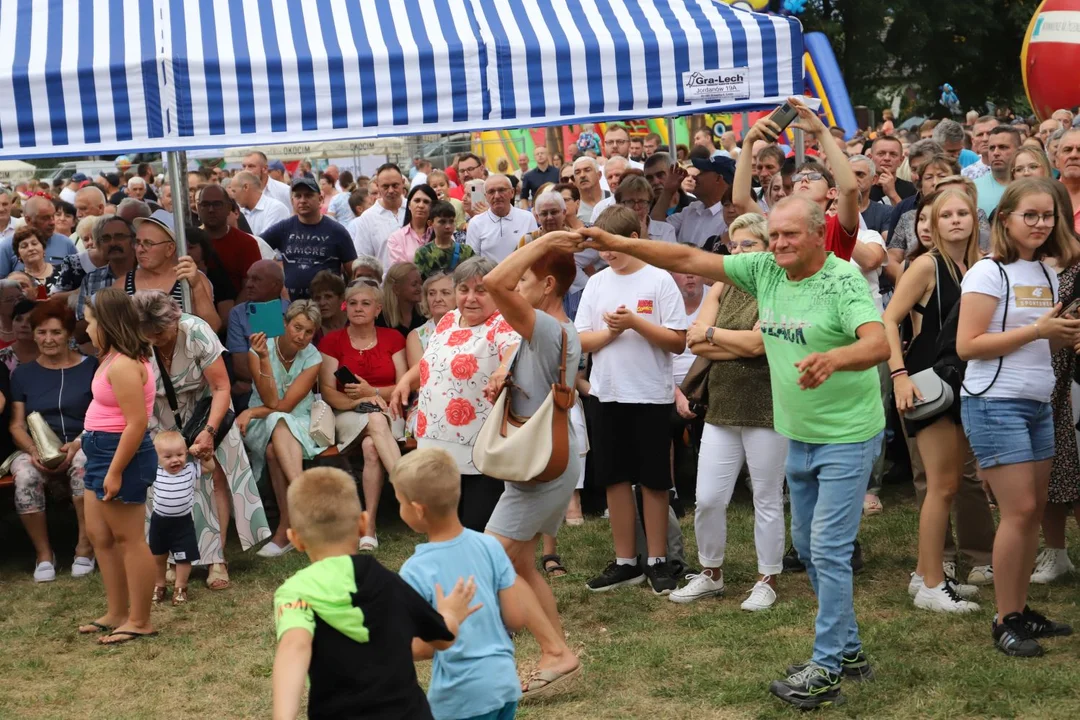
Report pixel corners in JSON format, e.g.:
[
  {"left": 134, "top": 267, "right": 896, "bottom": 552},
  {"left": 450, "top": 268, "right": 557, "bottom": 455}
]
[
  {"left": 766, "top": 102, "right": 799, "bottom": 138},
  {"left": 334, "top": 366, "right": 361, "bottom": 386}
]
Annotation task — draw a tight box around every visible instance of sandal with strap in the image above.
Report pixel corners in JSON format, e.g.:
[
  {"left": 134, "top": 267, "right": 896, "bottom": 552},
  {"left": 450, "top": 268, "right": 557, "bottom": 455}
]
[
  {"left": 541, "top": 554, "right": 567, "bottom": 578},
  {"left": 152, "top": 585, "right": 168, "bottom": 605},
  {"left": 78, "top": 621, "right": 114, "bottom": 635},
  {"left": 521, "top": 663, "right": 582, "bottom": 701},
  {"left": 172, "top": 587, "right": 189, "bottom": 606},
  {"left": 206, "top": 563, "right": 230, "bottom": 591}
]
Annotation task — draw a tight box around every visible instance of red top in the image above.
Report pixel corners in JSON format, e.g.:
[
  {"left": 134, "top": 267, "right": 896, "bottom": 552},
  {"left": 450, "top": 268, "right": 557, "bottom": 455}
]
[
  {"left": 210, "top": 227, "right": 262, "bottom": 294},
  {"left": 824, "top": 214, "right": 857, "bottom": 262},
  {"left": 448, "top": 185, "right": 465, "bottom": 201},
  {"left": 318, "top": 326, "right": 405, "bottom": 389}
]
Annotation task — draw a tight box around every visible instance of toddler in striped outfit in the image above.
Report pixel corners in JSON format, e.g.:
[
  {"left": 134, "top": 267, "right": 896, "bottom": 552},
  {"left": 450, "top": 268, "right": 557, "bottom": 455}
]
[{"left": 150, "top": 430, "right": 213, "bottom": 606}]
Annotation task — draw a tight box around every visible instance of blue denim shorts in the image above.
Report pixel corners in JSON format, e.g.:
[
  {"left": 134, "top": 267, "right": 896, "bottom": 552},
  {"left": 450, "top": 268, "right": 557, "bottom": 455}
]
[
  {"left": 961, "top": 397, "right": 1054, "bottom": 469},
  {"left": 82, "top": 430, "right": 158, "bottom": 503}
]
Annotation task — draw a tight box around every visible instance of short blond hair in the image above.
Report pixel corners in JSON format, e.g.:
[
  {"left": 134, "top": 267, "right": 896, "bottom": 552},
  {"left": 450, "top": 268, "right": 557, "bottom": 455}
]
[
  {"left": 288, "top": 467, "right": 363, "bottom": 547},
  {"left": 390, "top": 448, "right": 460, "bottom": 517},
  {"left": 153, "top": 430, "right": 186, "bottom": 453}
]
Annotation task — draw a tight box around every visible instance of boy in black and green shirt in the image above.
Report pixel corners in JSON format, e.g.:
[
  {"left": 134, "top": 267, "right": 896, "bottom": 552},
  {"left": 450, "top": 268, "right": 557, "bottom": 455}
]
[
  {"left": 413, "top": 201, "right": 474, "bottom": 279},
  {"left": 272, "top": 467, "right": 480, "bottom": 720}
]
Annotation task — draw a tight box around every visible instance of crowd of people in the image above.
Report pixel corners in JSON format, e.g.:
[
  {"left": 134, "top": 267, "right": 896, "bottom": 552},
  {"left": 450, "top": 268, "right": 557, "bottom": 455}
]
[{"left": 3, "top": 96, "right": 1080, "bottom": 714}]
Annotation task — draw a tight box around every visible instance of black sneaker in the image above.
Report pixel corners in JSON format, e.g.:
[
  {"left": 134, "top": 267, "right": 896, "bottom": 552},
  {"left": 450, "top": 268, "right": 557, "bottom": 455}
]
[
  {"left": 786, "top": 650, "right": 875, "bottom": 682},
  {"left": 586, "top": 561, "right": 645, "bottom": 592},
  {"left": 644, "top": 560, "right": 678, "bottom": 596},
  {"left": 993, "top": 612, "right": 1044, "bottom": 657},
  {"left": 851, "top": 539, "right": 865, "bottom": 573},
  {"left": 782, "top": 544, "right": 805, "bottom": 572},
  {"left": 1023, "top": 606, "right": 1073, "bottom": 638},
  {"left": 769, "top": 664, "right": 844, "bottom": 709}
]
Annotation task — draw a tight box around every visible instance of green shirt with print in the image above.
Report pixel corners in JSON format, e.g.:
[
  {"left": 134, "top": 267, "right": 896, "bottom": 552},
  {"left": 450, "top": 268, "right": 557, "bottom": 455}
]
[{"left": 722, "top": 251, "right": 884, "bottom": 444}]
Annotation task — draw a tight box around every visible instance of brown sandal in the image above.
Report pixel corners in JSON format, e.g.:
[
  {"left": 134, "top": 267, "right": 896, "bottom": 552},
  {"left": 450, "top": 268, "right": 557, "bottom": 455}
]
[
  {"left": 152, "top": 585, "right": 168, "bottom": 605},
  {"left": 172, "top": 587, "right": 189, "bottom": 606},
  {"left": 206, "top": 563, "right": 230, "bottom": 590}
]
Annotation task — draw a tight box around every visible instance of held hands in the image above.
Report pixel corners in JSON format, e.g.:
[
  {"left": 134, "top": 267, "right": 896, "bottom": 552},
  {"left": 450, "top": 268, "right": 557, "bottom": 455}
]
[
  {"left": 483, "top": 368, "right": 508, "bottom": 404},
  {"left": 538, "top": 231, "right": 582, "bottom": 255},
  {"left": 788, "top": 96, "right": 827, "bottom": 137},
  {"left": 892, "top": 374, "right": 924, "bottom": 413},
  {"left": 436, "top": 577, "right": 483, "bottom": 628},
  {"left": 795, "top": 351, "right": 838, "bottom": 390},
  {"left": 189, "top": 430, "right": 214, "bottom": 461},
  {"left": 603, "top": 305, "right": 639, "bottom": 333},
  {"left": 250, "top": 332, "right": 270, "bottom": 359}
]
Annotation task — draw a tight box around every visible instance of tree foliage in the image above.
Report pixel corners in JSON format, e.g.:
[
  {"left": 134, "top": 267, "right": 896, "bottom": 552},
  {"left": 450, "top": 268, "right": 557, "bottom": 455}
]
[{"left": 799, "top": 0, "right": 1041, "bottom": 115}]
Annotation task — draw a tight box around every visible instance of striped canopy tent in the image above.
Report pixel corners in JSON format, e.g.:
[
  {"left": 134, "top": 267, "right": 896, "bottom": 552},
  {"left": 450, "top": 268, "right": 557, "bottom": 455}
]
[{"left": 0, "top": 0, "right": 803, "bottom": 159}]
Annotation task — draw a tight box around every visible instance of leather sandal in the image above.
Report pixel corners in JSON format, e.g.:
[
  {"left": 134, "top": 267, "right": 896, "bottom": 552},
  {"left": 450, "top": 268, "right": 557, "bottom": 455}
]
[{"left": 206, "top": 563, "right": 230, "bottom": 590}]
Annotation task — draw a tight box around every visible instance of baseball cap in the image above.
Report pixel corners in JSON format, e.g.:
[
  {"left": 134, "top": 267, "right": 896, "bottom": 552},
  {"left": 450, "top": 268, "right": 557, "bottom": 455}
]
[
  {"left": 269, "top": 160, "right": 287, "bottom": 173},
  {"left": 132, "top": 209, "right": 177, "bottom": 242},
  {"left": 99, "top": 171, "right": 121, "bottom": 187},
  {"left": 690, "top": 156, "right": 737, "bottom": 182},
  {"left": 291, "top": 176, "right": 320, "bottom": 194},
  {"left": 71, "top": 172, "right": 88, "bottom": 183}
]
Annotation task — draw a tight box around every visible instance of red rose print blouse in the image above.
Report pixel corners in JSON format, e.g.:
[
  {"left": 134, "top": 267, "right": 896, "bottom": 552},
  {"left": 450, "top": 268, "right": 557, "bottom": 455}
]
[{"left": 415, "top": 309, "right": 519, "bottom": 450}]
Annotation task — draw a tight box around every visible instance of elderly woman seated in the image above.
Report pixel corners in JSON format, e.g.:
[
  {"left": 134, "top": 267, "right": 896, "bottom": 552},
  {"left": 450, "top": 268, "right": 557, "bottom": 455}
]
[
  {"left": 7, "top": 299, "right": 97, "bottom": 582},
  {"left": 236, "top": 301, "right": 327, "bottom": 558},
  {"left": 309, "top": 270, "right": 347, "bottom": 340},
  {"left": 318, "top": 280, "right": 406, "bottom": 552}
]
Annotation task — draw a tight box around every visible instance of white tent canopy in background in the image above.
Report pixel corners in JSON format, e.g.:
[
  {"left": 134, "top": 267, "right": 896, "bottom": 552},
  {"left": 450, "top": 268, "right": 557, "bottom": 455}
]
[
  {"left": 0, "top": 0, "right": 803, "bottom": 160},
  {"left": 0, "top": 159, "right": 36, "bottom": 182}
]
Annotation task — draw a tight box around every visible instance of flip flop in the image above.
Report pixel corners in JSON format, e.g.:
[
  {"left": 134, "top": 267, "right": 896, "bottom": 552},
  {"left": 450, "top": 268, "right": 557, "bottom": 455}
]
[
  {"left": 99, "top": 630, "right": 159, "bottom": 646},
  {"left": 521, "top": 663, "right": 582, "bottom": 701},
  {"left": 78, "top": 621, "right": 114, "bottom": 635}
]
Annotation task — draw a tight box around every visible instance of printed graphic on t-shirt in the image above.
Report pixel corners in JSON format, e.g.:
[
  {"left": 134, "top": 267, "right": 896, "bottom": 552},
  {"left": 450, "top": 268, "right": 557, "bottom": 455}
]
[
  {"left": 758, "top": 307, "right": 812, "bottom": 346},
  {"left": 1013, "top": 285, "right": 1053, "bottom": 308},
  {"left": 636, "top": 299, "right": 654, "bottom": 315}
]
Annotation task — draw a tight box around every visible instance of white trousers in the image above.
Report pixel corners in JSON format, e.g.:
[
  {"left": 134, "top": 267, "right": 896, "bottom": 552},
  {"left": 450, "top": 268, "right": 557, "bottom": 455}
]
[{"left": 694, "top": 423, "right": 788, "bottom": 574}]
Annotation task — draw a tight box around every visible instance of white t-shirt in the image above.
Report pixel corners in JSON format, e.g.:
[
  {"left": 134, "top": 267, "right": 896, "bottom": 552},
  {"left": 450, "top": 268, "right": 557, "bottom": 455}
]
[
  {"left": 574, "top": 264, "right": 688, "bottom": 403},
  {"left": 852, "top": 229, "right": 887, "bottom": 314},
  {"left": 671, "top": 300, "right": 703, "bottom": 386},
  {"left": 154, "top": 460, "right": 200, "bottom": 517},
  {"left": 960, "top": 258, "right": 1058, "bottom": 402}
]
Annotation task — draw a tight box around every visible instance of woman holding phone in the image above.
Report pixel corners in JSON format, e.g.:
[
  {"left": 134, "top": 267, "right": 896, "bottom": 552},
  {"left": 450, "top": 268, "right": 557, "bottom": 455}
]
[
  {"left": 77, "top": 288, "right": 159, "bottom": 645},
  {"left": 318, "top": 280, "right": 407, "bottom": 551}
]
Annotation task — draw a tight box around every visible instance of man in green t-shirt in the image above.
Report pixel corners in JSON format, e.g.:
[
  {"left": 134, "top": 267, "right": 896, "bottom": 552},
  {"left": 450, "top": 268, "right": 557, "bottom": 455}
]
[{"left": 576, "top": 194, "right": 889, "bottom": 710}]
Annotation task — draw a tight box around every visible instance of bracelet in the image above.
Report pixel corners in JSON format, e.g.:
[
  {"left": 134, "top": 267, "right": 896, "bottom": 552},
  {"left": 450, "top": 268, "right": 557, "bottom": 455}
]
[
  {"left": 1034, "top": 323, "right": 1041, "bottom": 340},
  {"left": 890, "top": 369, "right": 908, "bottom": 379}
]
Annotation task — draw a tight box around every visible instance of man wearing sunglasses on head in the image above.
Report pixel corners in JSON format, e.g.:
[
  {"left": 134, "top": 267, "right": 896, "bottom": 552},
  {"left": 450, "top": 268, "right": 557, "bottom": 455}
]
[{"left": 733, "top": 97, "right": 860, "bottom": 262}]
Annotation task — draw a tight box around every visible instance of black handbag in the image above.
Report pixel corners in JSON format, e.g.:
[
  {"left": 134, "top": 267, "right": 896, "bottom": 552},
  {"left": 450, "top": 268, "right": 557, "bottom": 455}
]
[
  {"left": 679, "top": 355, "right": 712, "bottom": 415},
  {"left": 154, "top": 349, "right": 235, "bottom": 449}
]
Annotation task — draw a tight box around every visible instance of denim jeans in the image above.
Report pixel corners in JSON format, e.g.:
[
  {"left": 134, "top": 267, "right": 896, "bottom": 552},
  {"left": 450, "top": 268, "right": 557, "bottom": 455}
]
[{"left": 787, "top": 431, "right": 883, "bottom": 675}]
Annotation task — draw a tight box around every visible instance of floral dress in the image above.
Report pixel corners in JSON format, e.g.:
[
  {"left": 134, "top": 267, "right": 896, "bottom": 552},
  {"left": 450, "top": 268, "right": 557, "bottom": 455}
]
[
  {"left": 414, "top": 310, "right": 519, "bottom": 473},
  {"left": 1049, "top": 264, "right": 1080, "bottom": 504},
  {"left": 405, "top": 319, "right": 437, "bottom": 439},
  {"left": 150, "top": 315, "right": 270, "bottom": 564},
  {"left": 242, "top": 338, "right": 328, "bottom": 484}
]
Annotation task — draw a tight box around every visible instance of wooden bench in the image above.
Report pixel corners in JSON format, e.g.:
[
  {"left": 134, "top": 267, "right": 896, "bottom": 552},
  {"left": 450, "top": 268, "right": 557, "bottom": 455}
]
[{"left": 0, "top": 474, "right": 11, "bottom": 488}]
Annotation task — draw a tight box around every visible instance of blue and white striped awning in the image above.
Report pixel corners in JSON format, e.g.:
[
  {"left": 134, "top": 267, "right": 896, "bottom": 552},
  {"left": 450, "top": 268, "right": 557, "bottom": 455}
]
[{"left": 0, "top": 0, "right": 803, "bottom": 159}]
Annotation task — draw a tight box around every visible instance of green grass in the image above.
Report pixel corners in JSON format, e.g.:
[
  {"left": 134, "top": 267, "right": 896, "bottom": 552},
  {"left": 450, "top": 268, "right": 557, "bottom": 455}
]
[{"left": 1, "top": 485, "right": 1079, "bottom": 719}]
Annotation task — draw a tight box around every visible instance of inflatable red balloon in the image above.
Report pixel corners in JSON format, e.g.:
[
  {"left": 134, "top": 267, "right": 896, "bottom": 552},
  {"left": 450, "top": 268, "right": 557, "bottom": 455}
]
[{"left": 1022, "top": 0, "right": 1080, "bottom": 121}]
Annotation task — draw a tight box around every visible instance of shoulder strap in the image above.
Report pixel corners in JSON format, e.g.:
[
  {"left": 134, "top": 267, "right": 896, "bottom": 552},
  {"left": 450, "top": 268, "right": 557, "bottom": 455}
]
[
  {"left": 450, "top": 242, "right": 460, "bottom": 269},
  {"left": 933, "top": 255, "right": 943, "bottom": 333},
  {"left": 153, "top": 348, "right": 183, "bottom": 429},
  {"left": 1038, "top": 261, "right": 1056, "bottom": 303},
  {"left": 556, "top": 327, "right": 569, "bottom": 388}
]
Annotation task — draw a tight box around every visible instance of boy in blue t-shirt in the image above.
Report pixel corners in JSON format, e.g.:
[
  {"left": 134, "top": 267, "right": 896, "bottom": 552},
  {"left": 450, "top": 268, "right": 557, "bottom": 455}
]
[{"left": 396, "top": 449, "right": 527, "bottom": 720}]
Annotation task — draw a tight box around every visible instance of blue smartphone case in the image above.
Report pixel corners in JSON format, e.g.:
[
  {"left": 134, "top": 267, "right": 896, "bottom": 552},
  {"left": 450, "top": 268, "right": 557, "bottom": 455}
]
[{"left": 247, "top": 300, "right": 285, "bottom": 338}]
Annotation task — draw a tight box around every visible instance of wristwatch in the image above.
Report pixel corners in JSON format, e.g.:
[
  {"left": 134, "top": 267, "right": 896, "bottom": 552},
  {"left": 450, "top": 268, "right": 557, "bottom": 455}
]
[
  {"left": 705, "top": 327, "right": 716, "bottom": 345},
  {"left": 203, "top": 425, "right": 217, "bottom": 437}
]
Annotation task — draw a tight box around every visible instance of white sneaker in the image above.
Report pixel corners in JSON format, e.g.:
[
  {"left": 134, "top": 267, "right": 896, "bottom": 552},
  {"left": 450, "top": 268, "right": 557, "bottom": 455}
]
[
  {"left": 908, "top": 572, "right": 979, "bottom": 599},
  {"left": 33, "top": 557, "right": 57, "bottom": 583},
  {"left": 914, "top": 581, "right": 979, "bottom": 613},
  {"left": 256, "top": 541, "right": 295, "bottom": 558},
  {"left": 71, "top": 556, "right": 96, "bottom": 578},
  {"left": 358, "top": 536, "right": 379, "bottom": 552},
  {"left": 669, "top": 570, "right": 724, "bottom": 604},
  {"left": 1031, "top": 548, "right": 1075, "bottom": 584},
  {"left": 967, "top": 565, "right": 994, "bottom": 586},
  {"left": 740, "top": 580, "right": 777, "bottom": 611}
]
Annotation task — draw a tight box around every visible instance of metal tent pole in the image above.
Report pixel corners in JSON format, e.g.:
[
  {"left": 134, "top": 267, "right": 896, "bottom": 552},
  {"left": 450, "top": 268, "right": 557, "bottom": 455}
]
[
  {"left": 666, "top": 117, "right": 677, "bottom": 156},
  {"left": 166, "top": 150, "right": 193, "bottom": 313}
]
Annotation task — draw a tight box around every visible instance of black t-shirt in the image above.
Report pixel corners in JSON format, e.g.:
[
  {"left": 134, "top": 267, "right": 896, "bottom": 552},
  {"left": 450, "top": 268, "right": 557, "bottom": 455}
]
[
  {"left": 376, "top": 307, "right": 427, "bottom": 341},
  {"left": 861, "top": 201, "right": 893, "bottom": 234},
  {"left": 276, "top": 555, "right": 454, "bottom": 720},
  {"left": 519, "top": 165, "right": 561, "bottom": 203},
  {"left": 869, "top": 178, "right": 916, "bottom": 204},
  {"left": 262, "top": 216, "right": 357, "bottom": 300}
]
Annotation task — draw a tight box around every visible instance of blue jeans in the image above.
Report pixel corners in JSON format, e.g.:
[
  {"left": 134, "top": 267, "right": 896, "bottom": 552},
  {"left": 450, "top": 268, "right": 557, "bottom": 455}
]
[{"left": 787, "top": 431, "right": 882, "bottom": 675}]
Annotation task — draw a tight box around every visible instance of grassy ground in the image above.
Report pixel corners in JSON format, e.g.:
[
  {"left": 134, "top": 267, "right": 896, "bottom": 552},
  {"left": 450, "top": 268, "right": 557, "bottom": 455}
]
[{"left": 1, "top": 484, "right": 1079, "bottom": 720}]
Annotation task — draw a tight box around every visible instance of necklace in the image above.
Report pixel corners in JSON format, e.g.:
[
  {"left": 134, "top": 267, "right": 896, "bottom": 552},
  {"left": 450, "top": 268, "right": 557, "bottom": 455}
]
[
  {"left": 275, "top": 340, "right": 297, "bottom": 368},
  {"left": 348, "top": 327, "right": 378, "bottom": 353}
]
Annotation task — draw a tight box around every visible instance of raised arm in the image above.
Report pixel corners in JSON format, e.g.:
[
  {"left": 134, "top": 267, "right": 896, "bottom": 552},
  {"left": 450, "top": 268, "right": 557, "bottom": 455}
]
[
  {"left": 733, "top": 120, "right": 778, "bottom": 216},
  {"left": 577, "top": 226, "right": 730, "bottom": 284},
  {"left": 788, "top": 97, "right": 859, "bottom": 234},
  {"left": 484, "top": 232, "right": 581, "bottom": 341}
]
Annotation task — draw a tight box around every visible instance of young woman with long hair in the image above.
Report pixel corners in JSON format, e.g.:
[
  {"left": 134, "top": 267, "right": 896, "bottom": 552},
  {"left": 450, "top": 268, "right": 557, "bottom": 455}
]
[
  {"left": 957, "top": 178, "right": 1080, "bottom": 655},
  {"left": 885, "top": 188, "right": 986, "bottom": 613},
  {"left": 77, "top": 288, "right": 159, "bottom": 645}
]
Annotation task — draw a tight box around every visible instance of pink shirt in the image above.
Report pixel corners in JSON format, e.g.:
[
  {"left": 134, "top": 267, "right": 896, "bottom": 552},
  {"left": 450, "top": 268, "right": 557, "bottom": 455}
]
[
  {"left": 85, "top": 354, "right": 155, "bottom": 432},
  {"left": 386, "top": 224, "right": 432, "bottom": 266}
]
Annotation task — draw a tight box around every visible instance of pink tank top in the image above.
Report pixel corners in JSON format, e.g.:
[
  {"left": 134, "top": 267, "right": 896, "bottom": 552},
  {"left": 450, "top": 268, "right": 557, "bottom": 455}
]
[{"left": 85, "top": 354, "right": 156, "bottom": 432}]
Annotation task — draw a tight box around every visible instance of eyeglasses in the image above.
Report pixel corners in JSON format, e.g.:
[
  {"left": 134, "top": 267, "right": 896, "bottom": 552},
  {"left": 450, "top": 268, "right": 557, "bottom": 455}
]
[
  {"left": 198, "top": 200, "right": 226, "bottom": 210},
  {"left": 620, "top": 198, "right": 651, "bottom": 209},
  {"left": 1013, "top": 164, "right": 1043, "bottom": 175},
  {"left": 726, "top": 240, "right": 761, "bottom": 251},
  {"left": 458, "top": 164, "right": 480, "bottom": 174},
  {"left": 537, "top": 209, "right": 563, "bottom": 218},
  {"left": 135, "top": 238, "right": 175, "bottom": 250},
  {"left": 487, "top": 188, "right": 512, "bottom": 195},
  {"left": 99, "top": 233, "right": 134, "bottom": 243},
  {"left": 1009, "top": 211, "right": 1057, "bottom": 227},
  {"left": 792, "top": 172, "right": 824, "bottom": 183}
]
